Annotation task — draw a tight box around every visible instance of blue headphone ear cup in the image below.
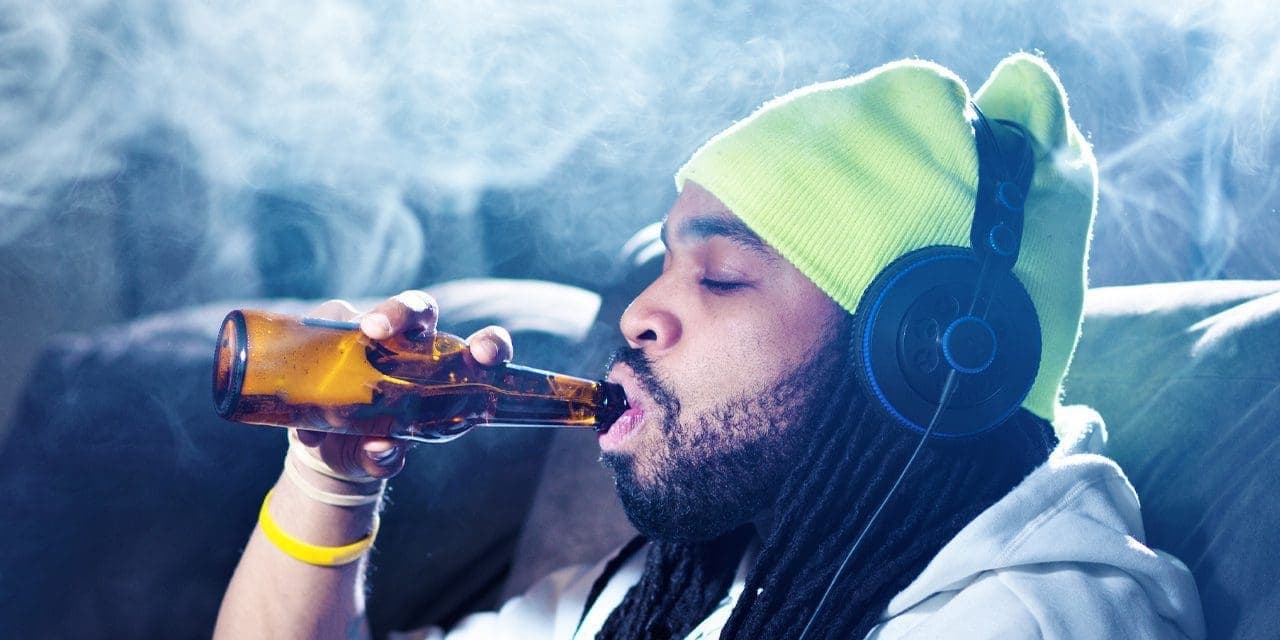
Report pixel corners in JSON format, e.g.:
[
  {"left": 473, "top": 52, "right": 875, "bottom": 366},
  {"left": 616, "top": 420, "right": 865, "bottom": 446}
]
[{"left": 853, "top": 246, "right": 1041, "bottom": 438}]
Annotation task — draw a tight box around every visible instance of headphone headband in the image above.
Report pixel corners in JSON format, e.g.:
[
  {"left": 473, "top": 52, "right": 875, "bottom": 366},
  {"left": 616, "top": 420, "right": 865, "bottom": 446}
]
[{"left": 970, "top": 107, "right": 1035, "bottom": 271}]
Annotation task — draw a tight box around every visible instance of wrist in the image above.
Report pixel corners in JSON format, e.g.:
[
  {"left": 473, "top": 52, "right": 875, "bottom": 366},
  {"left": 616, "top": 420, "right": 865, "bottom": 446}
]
[
  {"left": 259, "top": 488, "right": 379, "bottom": 566},
  {"left": 267, "top": 475, "right": 382, "bottom": 547},
  {"left": 264, "top": 430, "right": 390, "bottom": 547},
  {"left": 287, "top": 428, "right": 386, "bottom": 484},
  {"left": 286, "top": 455, "right": 386, "bottom": 504},
  {"left": 285, "top": 429, "right": 387, "bottom": 505}
]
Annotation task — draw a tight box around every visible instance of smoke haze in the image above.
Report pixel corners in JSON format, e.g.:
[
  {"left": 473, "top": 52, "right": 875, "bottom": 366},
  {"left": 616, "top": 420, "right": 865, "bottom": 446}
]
[
  {"left": 2, "top": 0, "right": 1277, "bottom": 302},
  {"left": 0, "top": 2, "right": 1276, "bottom": 629}
]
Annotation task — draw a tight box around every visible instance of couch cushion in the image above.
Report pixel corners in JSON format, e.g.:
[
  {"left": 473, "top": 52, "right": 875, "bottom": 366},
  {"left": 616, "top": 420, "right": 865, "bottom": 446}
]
[{"left": 1063, "top": 280, "right": 1280, "bottom": 640}]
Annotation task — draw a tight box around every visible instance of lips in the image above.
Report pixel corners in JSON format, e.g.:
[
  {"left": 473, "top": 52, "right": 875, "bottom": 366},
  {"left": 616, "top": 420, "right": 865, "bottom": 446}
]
[{"left": 600, "top": 366, "right": 648, "bottom": 451}]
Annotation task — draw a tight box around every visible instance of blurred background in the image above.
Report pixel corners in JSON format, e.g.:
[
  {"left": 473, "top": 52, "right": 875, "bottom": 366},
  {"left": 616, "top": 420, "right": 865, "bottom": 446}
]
[{"left": 1, "top": 0, "right": 1278, "bottom": 444}]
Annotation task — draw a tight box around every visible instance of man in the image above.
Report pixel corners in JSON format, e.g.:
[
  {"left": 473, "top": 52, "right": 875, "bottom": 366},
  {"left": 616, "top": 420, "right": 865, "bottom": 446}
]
[{"left": 215, "top": 54, "right": 1205, "bottom": 639}]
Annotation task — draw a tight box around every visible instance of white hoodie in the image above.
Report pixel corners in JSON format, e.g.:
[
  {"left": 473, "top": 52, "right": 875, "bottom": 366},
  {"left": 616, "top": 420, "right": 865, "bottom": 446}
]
[{"left": 395, "top": 406, "right": 1205, "bottom": 640}]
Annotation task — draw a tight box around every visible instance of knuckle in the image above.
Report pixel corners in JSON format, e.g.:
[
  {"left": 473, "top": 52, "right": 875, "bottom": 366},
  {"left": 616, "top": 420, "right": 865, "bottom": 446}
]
[
  {"left": 479, "top": 325, "right": 512, "bottom": 348},
  {"left": 394, "top": 290, "right": 438, "bottom": 316},
  {"left": 313, "top": 299, "right": 358, "bottom": 319},
  {"left": 474, "top": 325, "right": 513, "bottom": 359}
]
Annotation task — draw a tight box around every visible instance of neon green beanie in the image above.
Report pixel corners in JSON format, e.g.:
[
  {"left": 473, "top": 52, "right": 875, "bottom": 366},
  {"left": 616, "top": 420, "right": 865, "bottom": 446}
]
[{"left": 675, "top": 54, "right": 1097, "bottom": 422}]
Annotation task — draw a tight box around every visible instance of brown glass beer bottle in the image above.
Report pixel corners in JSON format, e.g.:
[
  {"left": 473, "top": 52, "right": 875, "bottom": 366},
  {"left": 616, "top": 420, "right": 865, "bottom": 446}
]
[{"left": 213, "top": 310, "right": 627, "bottom": 443}]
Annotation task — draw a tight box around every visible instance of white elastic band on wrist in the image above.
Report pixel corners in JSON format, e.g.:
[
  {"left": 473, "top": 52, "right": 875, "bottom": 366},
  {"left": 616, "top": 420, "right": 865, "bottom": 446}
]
[
  {"left": 283, "top": 456, "right": 384, "bottom": 507},
  {"left": 287, "top": 429, "right": 383, "bottom": 484}
]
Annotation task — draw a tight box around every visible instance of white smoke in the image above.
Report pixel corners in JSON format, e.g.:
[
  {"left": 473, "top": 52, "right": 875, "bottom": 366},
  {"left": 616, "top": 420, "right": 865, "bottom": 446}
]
[
  {"left": 1071, "top": 0, "right": 1280, "bottom": 279},
  {"left": 1, "top": 0, "right": 1277, "bottom": 300},
  {"left": 1, "top": 0, "right": 668, "bottom": 297}
]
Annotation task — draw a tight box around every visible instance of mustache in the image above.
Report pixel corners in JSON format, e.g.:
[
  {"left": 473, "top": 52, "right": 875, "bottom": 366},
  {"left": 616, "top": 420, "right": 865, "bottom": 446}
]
[{"left": 604, "top": 346, "right": 677, "bottom": 413}]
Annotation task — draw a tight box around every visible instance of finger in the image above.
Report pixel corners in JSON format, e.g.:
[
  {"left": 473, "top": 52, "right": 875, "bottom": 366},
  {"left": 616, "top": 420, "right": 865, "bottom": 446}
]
[
  {"left": 307, "top": 432, "right": 384, "bottom": 479},
  {"left": 362, "top": 290, "right": 439, "bottom": 340},
  {"left": 308, "top": 299, "right": 360, "bottom": 322},
  {"left": 358, "top": 437, "right": 408, "bottom": 478},
  {"left": 467, "top": 325, "right": 514, "bottom": 365}
]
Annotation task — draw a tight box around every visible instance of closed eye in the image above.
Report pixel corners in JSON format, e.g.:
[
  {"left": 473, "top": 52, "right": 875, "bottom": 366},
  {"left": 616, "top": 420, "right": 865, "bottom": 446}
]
[{"left": 700, "top": 278, "right": 748, "bottom": 294}]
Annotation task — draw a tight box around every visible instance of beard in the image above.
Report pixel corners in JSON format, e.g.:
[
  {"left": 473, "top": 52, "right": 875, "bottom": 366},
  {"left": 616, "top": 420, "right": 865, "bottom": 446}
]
[{"left": 601, "top": 331, "right": 845, "bottom": 544}]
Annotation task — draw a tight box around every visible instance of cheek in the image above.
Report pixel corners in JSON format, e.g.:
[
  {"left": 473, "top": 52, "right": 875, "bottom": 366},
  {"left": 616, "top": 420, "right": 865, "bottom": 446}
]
[{"left": 666, "top": 301, "right": 832, "bottom": 413}]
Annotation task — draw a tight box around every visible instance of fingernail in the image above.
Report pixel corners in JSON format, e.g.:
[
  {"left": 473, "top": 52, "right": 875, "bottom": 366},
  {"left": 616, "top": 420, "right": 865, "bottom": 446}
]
[
  {"left": 366, "top": 447, "right": 398, "bottom": 464},
  {"left": 474, "top": 340, "right": 497, "bottom": 362}
]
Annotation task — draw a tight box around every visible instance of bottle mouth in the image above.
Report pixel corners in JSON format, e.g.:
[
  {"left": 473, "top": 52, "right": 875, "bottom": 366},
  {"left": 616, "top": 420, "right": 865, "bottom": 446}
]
[
  {"left": 594, "top": 381, "right": 630, "bottom": 432},
  {"left": 213, "top": 310, "right": 248, "bottom": 419}
]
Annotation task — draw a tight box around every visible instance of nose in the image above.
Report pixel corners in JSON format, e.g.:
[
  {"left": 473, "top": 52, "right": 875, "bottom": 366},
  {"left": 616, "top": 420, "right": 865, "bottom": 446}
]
[{"left": 618, "top": 280, "right": 681, "bottom": 353}]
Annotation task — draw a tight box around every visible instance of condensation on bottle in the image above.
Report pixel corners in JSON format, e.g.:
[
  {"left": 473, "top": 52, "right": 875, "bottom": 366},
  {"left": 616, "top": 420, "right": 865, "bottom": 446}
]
[{"left": 212, "top": 310, "right": 627, "bottom": 443}]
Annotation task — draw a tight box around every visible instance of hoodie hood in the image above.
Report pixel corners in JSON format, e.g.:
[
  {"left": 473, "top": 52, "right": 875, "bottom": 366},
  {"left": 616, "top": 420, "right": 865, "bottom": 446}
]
[{"left": 869, "top": 405, "right": 1206, "bottom": 639}]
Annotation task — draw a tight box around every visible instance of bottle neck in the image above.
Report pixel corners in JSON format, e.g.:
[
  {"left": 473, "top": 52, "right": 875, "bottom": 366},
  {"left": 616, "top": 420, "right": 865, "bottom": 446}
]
[{"left": 485, "top": 364, "right": 626, "bottom": 430}]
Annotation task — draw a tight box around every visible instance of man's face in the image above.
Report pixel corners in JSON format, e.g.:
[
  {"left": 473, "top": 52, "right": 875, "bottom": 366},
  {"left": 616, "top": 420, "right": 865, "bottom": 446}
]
[{"left": 602, "top": 181, "right": 845, "bottom": 542}]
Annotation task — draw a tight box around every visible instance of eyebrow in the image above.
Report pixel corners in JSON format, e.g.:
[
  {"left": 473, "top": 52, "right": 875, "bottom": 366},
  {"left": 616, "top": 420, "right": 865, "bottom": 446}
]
[{"left": 660, "top": 212, "right": 775, "bottom": 259}]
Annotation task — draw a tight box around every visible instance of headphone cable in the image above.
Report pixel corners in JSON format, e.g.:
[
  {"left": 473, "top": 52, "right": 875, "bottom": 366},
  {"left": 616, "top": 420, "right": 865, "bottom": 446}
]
[{"left": 795, "top": 369, "right": 959, "bottom": 640}]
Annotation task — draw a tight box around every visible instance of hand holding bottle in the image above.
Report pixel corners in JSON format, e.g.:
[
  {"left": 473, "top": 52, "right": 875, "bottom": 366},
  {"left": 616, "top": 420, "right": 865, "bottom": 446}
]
[
  {"left": 285, "top": 290, "right": 515, "bottom": 481},
  {"left": 214, "top": 288, "right": 626, "bottom": 482}
]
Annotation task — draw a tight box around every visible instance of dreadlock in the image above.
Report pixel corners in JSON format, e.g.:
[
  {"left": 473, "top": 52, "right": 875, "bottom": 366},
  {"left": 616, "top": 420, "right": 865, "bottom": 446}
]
[{"left": 592, "top": 324, "right": 1057, "bottom": 640}]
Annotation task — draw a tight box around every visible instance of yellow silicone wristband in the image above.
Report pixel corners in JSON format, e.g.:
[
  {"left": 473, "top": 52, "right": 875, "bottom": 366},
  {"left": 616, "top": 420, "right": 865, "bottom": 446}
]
[{"left": 258, "top": 488, "right": 379, "bottom": 567}]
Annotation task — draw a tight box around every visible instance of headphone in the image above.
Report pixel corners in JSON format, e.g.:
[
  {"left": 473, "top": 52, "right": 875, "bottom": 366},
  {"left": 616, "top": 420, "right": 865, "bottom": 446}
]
[
  {"left": 798, "top": 105, "right": 1041, "bottom": 638},
  {"left": 854, "top": 105, "right": 1041, "bottom": 437}
]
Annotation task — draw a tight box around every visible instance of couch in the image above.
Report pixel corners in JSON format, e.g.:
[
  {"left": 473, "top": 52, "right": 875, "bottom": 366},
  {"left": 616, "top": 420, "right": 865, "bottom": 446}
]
[{"left": 0, "top": 228, "right": 1275, "bottom": 639}]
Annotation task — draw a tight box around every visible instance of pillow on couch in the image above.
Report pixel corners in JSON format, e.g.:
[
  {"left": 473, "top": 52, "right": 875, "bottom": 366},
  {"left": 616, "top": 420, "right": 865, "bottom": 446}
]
[{"left": 1062, "top": 280, "right": 1280, "bottom": 640}]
